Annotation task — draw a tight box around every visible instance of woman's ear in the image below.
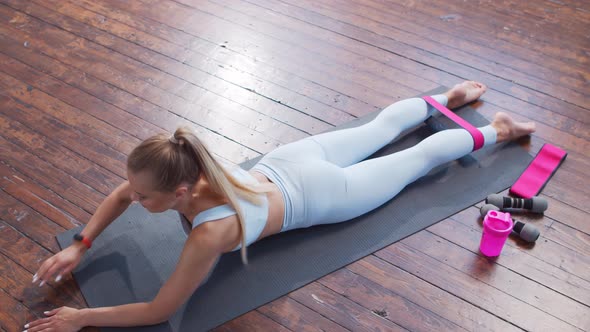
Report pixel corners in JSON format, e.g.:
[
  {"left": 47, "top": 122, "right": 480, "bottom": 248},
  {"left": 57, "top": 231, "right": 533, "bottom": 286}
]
[{"left": 175, "top": 186, "right": 189, "bottom": 199}]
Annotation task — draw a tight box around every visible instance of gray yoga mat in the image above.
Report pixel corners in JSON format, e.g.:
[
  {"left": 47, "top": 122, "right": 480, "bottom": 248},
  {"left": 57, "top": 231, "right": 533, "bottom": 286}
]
[{"left": 57, "top": 87, "right": 533, "bottom": 331}]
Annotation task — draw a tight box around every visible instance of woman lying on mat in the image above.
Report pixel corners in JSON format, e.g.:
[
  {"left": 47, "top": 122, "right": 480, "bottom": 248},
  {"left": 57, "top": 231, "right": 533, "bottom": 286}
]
[{"left": 26, "top": 81, "right": 535, "bottom": 331}]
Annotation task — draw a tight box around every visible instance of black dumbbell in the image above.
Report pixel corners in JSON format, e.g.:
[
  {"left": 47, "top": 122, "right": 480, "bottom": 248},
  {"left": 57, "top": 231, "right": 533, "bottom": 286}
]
[{"left": 486, "top": 194, "right": 548, "bottom": 213}]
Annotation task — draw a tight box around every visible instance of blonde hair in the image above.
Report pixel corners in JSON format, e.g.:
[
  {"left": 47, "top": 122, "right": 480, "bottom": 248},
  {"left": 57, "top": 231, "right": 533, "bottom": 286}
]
[{"left": 127, "top": 127, "right": 264, "bottom": 264}]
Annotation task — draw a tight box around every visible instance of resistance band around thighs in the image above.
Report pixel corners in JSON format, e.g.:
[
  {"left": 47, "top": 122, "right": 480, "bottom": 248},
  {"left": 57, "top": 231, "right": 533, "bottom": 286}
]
[{"left": 422, "top": 96, "right": 485, "bottom": 151}]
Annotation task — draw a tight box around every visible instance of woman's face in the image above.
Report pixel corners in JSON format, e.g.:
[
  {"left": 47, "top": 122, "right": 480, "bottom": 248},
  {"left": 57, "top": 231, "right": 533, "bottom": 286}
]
[{"left": 127, "top": 170, "right": 184, "bottom": 213}]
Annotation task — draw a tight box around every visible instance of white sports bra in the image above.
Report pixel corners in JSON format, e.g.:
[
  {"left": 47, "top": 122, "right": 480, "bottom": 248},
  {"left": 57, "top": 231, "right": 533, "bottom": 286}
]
[{"left": 179, "top": 166, "right": 269, "bottom": 251}]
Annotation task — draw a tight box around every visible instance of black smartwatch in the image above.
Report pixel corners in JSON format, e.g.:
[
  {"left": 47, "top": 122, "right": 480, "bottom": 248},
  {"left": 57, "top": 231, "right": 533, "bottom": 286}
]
[{"left": 73, "top": 233, "right": 92, "bottom": 249}]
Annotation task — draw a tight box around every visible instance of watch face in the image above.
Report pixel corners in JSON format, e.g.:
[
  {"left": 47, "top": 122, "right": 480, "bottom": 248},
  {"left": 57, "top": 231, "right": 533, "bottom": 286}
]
[{"left": 73, "top": 233, "right": 83, "bottom": 241}]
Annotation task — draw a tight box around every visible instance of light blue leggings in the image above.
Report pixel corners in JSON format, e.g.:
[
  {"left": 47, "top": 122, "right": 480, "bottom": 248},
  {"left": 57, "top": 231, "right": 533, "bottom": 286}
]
[{"left": 252, "top": 95, "right": 497, "bottom": 232}]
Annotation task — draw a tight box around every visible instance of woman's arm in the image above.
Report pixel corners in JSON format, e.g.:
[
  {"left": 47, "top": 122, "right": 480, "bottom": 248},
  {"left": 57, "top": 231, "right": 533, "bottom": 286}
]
[
  {"left": 34, "top": 181, "right": 134, "bottom": 285},
  {"left": 77, "top": 222, "right": 224, "bottom": 327},
  {"left": 78, "top": 181, "right": 134, "bottom": 246},
  {"left": 24, "top": 227, "right": 223, "bottom": 332}
]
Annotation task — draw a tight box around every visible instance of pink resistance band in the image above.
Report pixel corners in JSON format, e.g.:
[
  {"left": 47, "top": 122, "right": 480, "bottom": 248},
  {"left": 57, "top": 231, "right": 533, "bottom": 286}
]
[
  {"left": 509, "top": 143, "right": 567, "bottom": 198},
  {"left": 422, "top": 96, "right": 485, "bottom": 151}
]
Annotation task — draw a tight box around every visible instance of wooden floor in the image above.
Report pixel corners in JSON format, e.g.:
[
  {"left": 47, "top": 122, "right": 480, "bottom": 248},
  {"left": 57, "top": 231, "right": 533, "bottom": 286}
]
[{"left": 0, "top": 0, "right": 588, "bottom": 331}]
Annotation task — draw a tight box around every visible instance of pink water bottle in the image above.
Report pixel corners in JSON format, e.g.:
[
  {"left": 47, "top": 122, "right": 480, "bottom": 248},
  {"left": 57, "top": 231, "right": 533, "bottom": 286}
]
[{"left": 480, "top": 210, "right": 513, "bottom": 257}]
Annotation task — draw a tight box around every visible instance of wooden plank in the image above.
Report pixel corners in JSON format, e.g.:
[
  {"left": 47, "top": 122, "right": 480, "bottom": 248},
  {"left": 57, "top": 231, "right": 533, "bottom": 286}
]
[
  {"left": 385, "top": 0, "right": 589, "bottom": 66},
  {"left": 0, "top": 92, "right": 128, "bottom": 179},
  {"left": 319, "top": 268, "right": 468, "bottom": 331},
  {"left": 84, "top": 0, "right": 394, "bottom": 114},
  {"left": 507, "top": 0, "right": 589, "bottom": 34},
  {"left": 248, "top": 0, "right": 589, "bottom": 106},
  {"left": 347, "top": 255, "right": 522, "bottom": 332},
  {"left": 0, "top": 190, "right": 64, "bottom": 252},
  {"left": 0, "top": 38, "right": 288, "bottom": 160},
  {"left": 0, "top": 2, "right": 182, "bottom": 94},
  {"left": 19, "top": 0, "right": 590, "bottom": 157},
  {"left": 539, "top": 158, "right": 590, "bottom": 197},
  {"left": 257, "top": 296, "right": 349, "bottom": 332},
  {"left": 40, "top": 0, "right": 355, "bottom": 130},
  {"left": 0, "top": 51, "right": 139, "bottom": 154},
  {"left": 65, "top": 0, "right": 378, "bottom": 118},
  {"left": 539, "top": 177, "right": 590, "bottom": 214},
  {"left": 70, "top": 0, "right": 408, "bottom": 107},
  {"left": 0, "top": 109, "right": 122, "bottom": 195},
  {"left": 542, "top": 194, "right": 590, "bottom": 235},
  {"left": 26, "top": 0, "right": 590, "bottom": 160},
  {"left": 31, "top": 0, "right": 590, "bottom": 165},
  {"left": 212, "top": 310, "right": 293, "bottom": 332},
  {"left": 0, "top": 50, "right": 149, "bottom": 149},
  {"left": 403, "top": 230, "right": 589, "bottom": 330},
  {"left": 0, "top": 136, "right": 104, "bottom": 213},
  {"left": 0, "top": 171, "right": 84, "bottom": 229},
  {"left": 0, "top": 162, "right": 91, "bottom": 226},
  {"left": 0, "top": 1, "right": 314, "bottom": 147},
  {"left": 236, "top": 0, "right": 590, "bottom": 126},
  {"left": 351, "top": 0, "right": 589, "bottom": 85},
  {"left": 440, "top": 0, "right": 589, "bottom": 47},
  {"left": 376, "top": 243, "right": 580, "bottom": 331},
  {"left": 0, "top": 35, "right": 161, "bottom": 143},
  {"left": 89, "top": 0, "right": 590, "bottom": 147},
  {"left": 346, "top": 0, "right": 587, "bottom": 94},
  {"left": 0, "top": 34, "right": 258, "bottom": 164},
  {"left": 490, "top": 0, "right": 589, "bottom": 55},
  {"left": 187, "top": 0, "right": 590, "bottom": 117},
  {"left": 0, "top": 287, "right": 37, "bottom": 332},
  {"left": 543, "top": 218, "right": 590, "bottom": 255},
  {"left": 140, "top": 0, "right": 434, "bottom": 98},
  {"left": 289, "top": 281, "right": 407, "bottom": 331}
]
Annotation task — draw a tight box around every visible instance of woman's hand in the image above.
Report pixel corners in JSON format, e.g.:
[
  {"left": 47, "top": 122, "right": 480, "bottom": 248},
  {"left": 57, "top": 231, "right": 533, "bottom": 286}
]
[
  {"left": 24, "top": 307, "right": 84, "bottom": 332},
  {"left": 33, "top": 243, "right": 86, "bottom": 286}
]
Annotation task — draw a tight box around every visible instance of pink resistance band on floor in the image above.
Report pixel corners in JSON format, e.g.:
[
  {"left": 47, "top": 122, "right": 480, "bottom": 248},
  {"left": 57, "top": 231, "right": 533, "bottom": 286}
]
[
  {"left": 422, "top": 96, "right": 485, "bottom": 151},
  {"left": 509, "top": 143, "right": 567, "bottom": 198}
]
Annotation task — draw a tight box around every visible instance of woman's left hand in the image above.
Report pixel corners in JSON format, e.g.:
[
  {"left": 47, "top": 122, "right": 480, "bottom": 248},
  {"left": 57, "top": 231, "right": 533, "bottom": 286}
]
[{"left": 24, "top": 307, "right": 84, "bottom": 332}]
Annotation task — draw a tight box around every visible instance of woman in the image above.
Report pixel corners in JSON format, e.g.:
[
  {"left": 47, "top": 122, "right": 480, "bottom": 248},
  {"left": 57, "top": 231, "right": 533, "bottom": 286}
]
[{"left": 24, "top": 81, "right": 535, "bottom": 331}]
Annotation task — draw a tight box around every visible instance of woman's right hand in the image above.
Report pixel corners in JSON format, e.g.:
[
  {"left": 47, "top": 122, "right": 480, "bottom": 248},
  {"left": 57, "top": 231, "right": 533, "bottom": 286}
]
[{"left": 33, "top": 243, "right": 87, "bottom": 286}]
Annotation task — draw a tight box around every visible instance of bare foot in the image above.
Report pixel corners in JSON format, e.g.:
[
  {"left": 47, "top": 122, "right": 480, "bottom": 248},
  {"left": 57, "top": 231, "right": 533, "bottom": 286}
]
[
  {"left": 491, "top": 112, "right": 536, "bottom": 142},
  {"left": 445, "top": 81, "right": 488, "bottom": 109}
]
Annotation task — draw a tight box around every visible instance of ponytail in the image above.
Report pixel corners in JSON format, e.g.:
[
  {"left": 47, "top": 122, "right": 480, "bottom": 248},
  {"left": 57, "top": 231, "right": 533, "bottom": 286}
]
[
  {"left": 175, "top": 128, "right": 261, "bottom": 264},
  {"left": 128, "top": 127, "right": 264, "bottom": 264}
]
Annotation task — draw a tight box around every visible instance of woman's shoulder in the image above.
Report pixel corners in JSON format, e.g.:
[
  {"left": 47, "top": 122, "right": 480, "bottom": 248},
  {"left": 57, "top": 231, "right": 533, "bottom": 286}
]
[{"left": 189, "top": 214, "right": 241, "bottom": 252}]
